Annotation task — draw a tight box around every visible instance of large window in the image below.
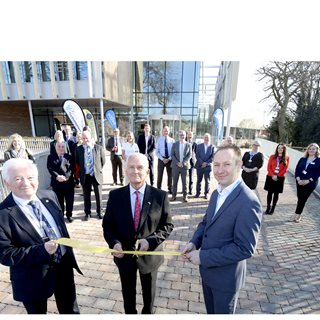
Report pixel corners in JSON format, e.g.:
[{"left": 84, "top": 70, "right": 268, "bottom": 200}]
[
  {"left": 73, "top": 62, "right": 88, "bottom": 80},
  {"left": 2, "top": 62, "right": 15, "bottom": 84},
  {"left": 36, "top": 61, "right": 51, "bottom": 82},
  {"left": 133, "top": 61, "right": 200, "bottom": 133}
]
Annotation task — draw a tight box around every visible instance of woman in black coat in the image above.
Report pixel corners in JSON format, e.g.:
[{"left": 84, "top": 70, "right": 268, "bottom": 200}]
[{"left": 241, "top": 140, "right": 264, "bottom": 190}]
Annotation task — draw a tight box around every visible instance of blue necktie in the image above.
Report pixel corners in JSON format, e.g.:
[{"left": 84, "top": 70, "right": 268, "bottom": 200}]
[
  {"left": 164, "top": 137, "right": 169, "bottom": 158},
  {"left": 87, "top": 147, "right": 94, "bottom": 176},
  {"left": 29, "top": 200, "right": 62, "bottom": 263}
]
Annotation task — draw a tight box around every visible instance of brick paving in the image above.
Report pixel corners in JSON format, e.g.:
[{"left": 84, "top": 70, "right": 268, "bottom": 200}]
[{"left": 0, "top": 154, "right": 320, "bottom": 314}]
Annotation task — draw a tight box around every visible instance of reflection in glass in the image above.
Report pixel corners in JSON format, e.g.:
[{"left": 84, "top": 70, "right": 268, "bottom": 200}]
[
  {"left": 182, "top": 62, "right": 196, "bottom": 91},
  {"left": 182, "top": 93, "right": 194, "bottom": 107}
]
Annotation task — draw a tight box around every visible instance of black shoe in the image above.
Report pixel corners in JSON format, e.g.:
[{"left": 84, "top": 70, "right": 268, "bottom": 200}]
[
  {"left": 97, "top": 213, "right": 103, "bottom": 219},
  {"left": 194, "top": 194, "right": 200, "bottom": 198},
  {"left": 264, "top": 207, "right": 270, "bottom": 215},
  {"left": 204, "top": 194, "right": 208, "bottom": 199},
  {"left": 170, "top": 197, "right": 176, "bottom": 202},
  {"left": 112, "top": 182, "right": 117, "bottom": 186},
  {"left": 84, "top": 214, "right": 91, "bottom": 221},
  {"left": 67, "top": 217, "right": 74, "bottom": 223},
  {"left": 120, "top": 182, "right": 124, "bottom": 186},
  {"left": 168, "top": 190, "right": 172, "bottom": 194},
  {"left": 183, "top": 197, "right": 188, "bottom": 203},
  {"left": 269, "top": 206, "right": 275, "bottom": 215},
  {"left": 188, "top": 191, "right": 192, "bottom": 195}
]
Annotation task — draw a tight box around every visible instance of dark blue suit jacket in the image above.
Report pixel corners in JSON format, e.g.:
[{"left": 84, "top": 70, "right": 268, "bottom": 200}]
[
  {"left": 191, "top": 181, "right": 262, "bottom": 293},
  {"left": 195, "top": 143, "right": 214, "bottom": 171},
  {"left": 0, "top": 190, "right": 81, "bottom": 302},
  {"left": 295, "top": 157, "right": 320, "bottom": 189}
]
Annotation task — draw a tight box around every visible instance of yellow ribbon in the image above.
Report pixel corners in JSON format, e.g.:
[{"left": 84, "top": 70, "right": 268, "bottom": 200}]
[{"left": 55, "top": 238, "right": 182, "bottom": 256}]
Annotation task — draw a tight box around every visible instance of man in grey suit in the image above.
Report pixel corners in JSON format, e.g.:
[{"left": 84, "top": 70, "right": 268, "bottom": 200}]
[
  {"left": 182, "top": 144, "right": 262, "bottom": 314},
  {"left": 170, "top": 130, "right": 191, "bottom": 202},
  {"left": 75, "top": 130, "right": 106, "bottom": 220}
]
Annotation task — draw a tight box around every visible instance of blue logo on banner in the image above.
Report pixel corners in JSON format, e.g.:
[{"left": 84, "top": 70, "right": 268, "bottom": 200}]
[{"left": 105, "top": 110, "right": 117, "bottom": 129}]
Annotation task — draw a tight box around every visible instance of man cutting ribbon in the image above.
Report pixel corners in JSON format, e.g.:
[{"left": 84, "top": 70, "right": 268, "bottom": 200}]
[{"left": 102, "top": 153, "right": 174, "bottom": 314}]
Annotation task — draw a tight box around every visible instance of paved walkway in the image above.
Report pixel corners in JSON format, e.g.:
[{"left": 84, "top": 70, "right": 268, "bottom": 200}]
[{"left": 0, "top": 153, "right": 320, "bottom": 314}]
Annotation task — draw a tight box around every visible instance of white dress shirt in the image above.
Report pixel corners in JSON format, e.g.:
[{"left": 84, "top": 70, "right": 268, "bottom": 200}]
[{"left": 214, "top": 178, "right": 242, "bottom": 216}]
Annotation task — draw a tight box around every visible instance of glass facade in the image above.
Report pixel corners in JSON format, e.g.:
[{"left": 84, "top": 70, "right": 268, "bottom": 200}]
[{"left": 133, "top": 61, "right": 200, "bottom": 138}]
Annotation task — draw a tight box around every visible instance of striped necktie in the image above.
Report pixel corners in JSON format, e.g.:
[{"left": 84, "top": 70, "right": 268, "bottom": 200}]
[{"left": 29, "top": 200, "right": 62, "bottom": 263}]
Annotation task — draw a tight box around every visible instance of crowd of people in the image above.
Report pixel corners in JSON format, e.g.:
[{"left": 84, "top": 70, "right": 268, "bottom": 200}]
[{"left": 0, "top": 125, "right": 319, "bottom": 315}]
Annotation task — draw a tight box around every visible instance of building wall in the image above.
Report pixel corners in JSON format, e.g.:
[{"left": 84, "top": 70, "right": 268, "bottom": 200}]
[
  {"left": 104, "top": 61, "right": 133, "bottom": 106},
  {"left": 0, "top": 101, "right": 32, "bottom": 136}
]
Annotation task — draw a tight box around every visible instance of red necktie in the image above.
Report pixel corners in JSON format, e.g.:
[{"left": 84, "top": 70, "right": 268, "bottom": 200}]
[{"left": 134, "top": 191, "right": 141, "bottom": 231}]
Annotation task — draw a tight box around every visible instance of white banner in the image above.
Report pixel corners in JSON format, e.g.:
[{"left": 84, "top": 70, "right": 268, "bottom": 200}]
[{"left": 62, "top": 100, "right": 86, "bottom": 133}]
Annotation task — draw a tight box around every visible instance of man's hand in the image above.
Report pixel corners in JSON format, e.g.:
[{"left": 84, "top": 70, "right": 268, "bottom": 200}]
[
  {"left": 181, "top": 242, "right": 196, "bottom": 262},
  {"left": 44, "top": 240, "right": 58, "bottom": 255},
  {"left": 185, "top": 250, "right": 200, "bottom": 265},
  {"left": 136, "top": 239, "right": 149, "bottom": 252},
  {"left": 112, "top": 243, "right": 124, "bottom": 258}
]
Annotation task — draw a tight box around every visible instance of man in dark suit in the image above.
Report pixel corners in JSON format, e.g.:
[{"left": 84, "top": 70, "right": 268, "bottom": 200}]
[
  {"left": 0, "top": 158, "right": 82, "bottom": 314},
  {"left": 195, "top": 133, "right": 215, "bottom": 199},
  {"left": 75, "top": 130, "right": 106, "bottom": 220},
  {"left": 47, "top": 141, "right": 75, "bottom": 222},
  {"left": 137, "top": 123, "right": 156, "bottom": 186},
  {"left": 187, "top": 131, "right": 197, "bottom": 195},
  {"left": 170, "top": 130, "right": 192, "bottom": 202},
  {"left": 182, "top": 144, "right": 262, "bottom": 314},
  {"left": 106, "top": 127, "right": 124, "bottom": 186},
  {"left": 102, "top": 153, "right": 173, "bottom": 314}
]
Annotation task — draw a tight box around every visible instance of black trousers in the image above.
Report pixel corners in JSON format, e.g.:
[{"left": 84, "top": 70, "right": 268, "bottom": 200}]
[
  {"left": 83, "top": 174, "right": 103, "bottom": 215},
  {"left": 111, "top": 155, "right": 123, "bottom": 184},
  {"left": 116, "top": 256, "right": 158, "bottom": 314},
  {"left": 295, "top": 182, "right": 315, "bottom": 214},
  {"left": 188, "top": 167, "right": 195, "bottom": 194},
  {"left": 22, "top": 254, "right": 79, "bottom": 314},
  {"left": 157, "top": 159, "right": 172, "bottom": 191},
  {"left": 52, "top": 182, "right": 75, "bottom": 217},
  {"left": 148, "top": 158, "right": 154, "bottom": 186}
]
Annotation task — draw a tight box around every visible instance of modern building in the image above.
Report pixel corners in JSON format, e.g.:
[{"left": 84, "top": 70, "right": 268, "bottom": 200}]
[{"left": 0, "top": 61, "right": 224, "bottom": 143}]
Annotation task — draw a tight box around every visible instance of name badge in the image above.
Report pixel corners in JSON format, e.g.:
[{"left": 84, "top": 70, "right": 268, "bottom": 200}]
[
  {"left": 248, "top": 159, "right": 252, "bottom": 162},
  {"left": 302, "top": 170, "right": 307, "bottom": 175}
]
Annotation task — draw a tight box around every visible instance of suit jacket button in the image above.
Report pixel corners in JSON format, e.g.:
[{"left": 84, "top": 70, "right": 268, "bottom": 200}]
[{"left": 204, "top": 235, "right": 207, "bottom": 238}]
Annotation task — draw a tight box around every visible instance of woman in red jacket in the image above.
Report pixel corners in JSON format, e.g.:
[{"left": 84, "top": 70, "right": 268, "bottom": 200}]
[{"left": 264, "top": 144, "right": 290, "bottom": 215}]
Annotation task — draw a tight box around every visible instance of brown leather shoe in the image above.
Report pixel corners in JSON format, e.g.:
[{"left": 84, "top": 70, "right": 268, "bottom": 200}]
[
  {"left": 170, "top": 197, "right": 176, "bottom": 202},
  {"left": 183, "top": 197, "right": 188, "bottom": 202}
]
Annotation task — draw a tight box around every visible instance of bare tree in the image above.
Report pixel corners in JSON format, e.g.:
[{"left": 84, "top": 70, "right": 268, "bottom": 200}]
[{"left": 257, "top": 61, "right": 304, "bottom": 142}]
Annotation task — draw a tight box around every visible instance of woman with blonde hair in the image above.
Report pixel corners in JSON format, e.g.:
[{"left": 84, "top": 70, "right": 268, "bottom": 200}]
[
  {"left": 50, "top": 130, "right": 71, "bottom": 155},
  {"left": 293, "top": 142, "right": 320, "bottom": 222},
  {"left": 4, "top": 133, "right": 34, "bottom": 162}
]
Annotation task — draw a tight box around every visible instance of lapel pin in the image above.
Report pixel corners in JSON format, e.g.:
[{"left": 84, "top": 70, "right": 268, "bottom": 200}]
[
  {"left": 147, "top": 201, "right": 151, "bottom": 205},
  {"left": 45, "top": 200, "right": 49, "bottom": 203}
]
